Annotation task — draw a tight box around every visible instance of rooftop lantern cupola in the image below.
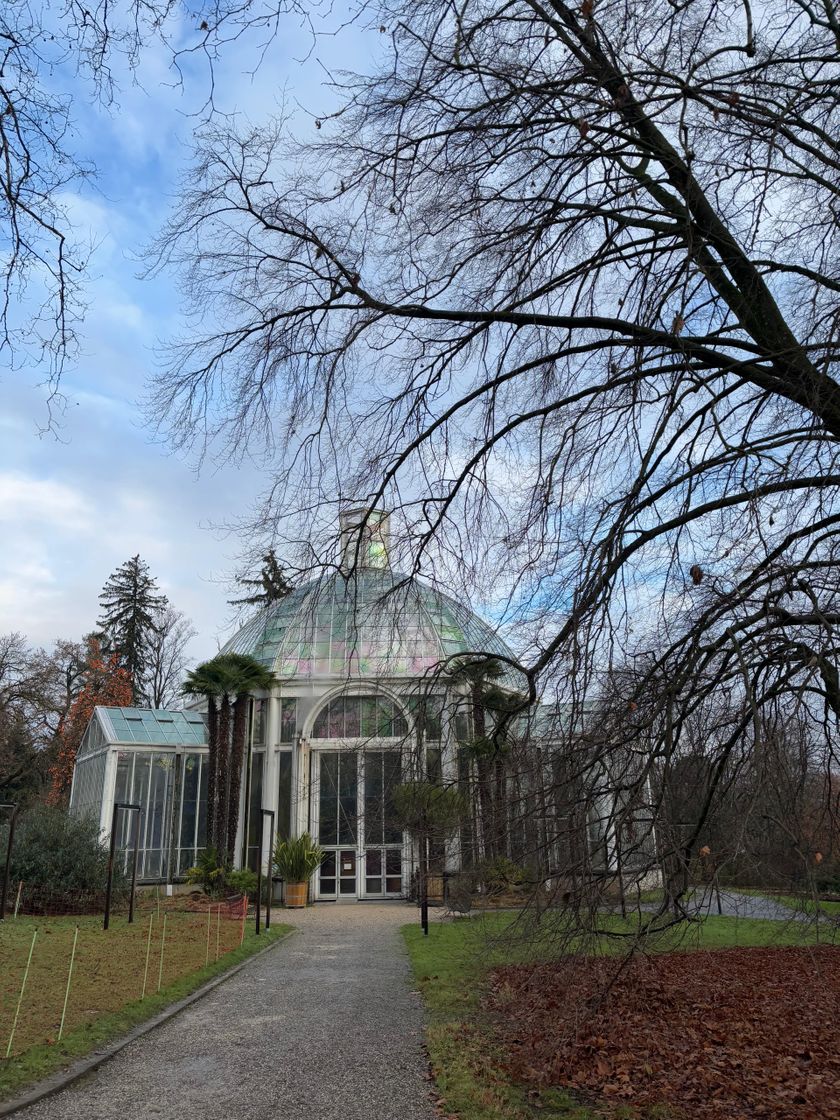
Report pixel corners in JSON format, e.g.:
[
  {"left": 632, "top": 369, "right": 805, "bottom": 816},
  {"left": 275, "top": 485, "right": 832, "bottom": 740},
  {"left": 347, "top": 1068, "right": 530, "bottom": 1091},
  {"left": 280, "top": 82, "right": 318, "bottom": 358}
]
[{"left": 339, "top": 507, "right": 391, "bottom": 571}]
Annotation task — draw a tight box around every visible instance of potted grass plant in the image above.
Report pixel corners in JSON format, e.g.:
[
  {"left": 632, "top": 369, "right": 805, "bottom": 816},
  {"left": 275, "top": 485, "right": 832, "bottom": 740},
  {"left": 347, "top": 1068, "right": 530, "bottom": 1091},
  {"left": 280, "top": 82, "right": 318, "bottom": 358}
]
[{"left": 273, "top": 832, "right": 325, "bottom": 908}]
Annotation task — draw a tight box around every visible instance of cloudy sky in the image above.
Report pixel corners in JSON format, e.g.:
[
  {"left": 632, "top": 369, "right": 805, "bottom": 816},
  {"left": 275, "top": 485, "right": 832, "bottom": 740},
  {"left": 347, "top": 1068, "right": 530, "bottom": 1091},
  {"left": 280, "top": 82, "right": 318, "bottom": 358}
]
[{"left": 1, "top": 9, "right": 375, "bottom": 660}]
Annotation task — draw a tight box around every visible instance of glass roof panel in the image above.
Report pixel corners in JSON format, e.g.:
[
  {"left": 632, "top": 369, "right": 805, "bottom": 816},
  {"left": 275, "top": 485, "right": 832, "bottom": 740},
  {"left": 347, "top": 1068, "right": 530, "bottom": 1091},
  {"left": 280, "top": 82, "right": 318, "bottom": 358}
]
[
  {"left": 91, "top": 707, "right": 208, "bottom": 746},
  {"left": 220, "top": 567, "right": 516, "bottom": 681}
]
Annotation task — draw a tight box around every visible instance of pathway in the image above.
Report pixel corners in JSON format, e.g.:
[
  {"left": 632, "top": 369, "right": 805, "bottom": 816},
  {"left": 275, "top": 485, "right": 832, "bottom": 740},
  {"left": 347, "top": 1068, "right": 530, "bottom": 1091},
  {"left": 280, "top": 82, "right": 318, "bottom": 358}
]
[{"left": 16, "top": 903, "right": 436, "bottom": 1120}]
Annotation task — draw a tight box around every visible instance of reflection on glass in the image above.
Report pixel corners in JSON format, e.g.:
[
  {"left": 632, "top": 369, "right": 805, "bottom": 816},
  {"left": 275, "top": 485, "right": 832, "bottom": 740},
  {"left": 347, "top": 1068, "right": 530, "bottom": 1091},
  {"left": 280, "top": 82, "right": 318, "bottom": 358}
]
[{"left": 277, "top": 751, "right": 292, "bottom": 841}]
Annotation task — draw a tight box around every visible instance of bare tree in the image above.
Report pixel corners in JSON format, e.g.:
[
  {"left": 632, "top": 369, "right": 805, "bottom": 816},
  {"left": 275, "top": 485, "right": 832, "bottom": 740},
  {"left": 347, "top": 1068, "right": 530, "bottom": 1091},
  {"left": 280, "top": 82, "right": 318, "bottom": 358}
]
[
  {"left": 2, "top": 0, "right": 310, "bottom": 407},
  {"left": 141, "top": 606, "right": 197, "bottom": 709},
  {"left": 146, "top": 0, "right": 840, "bottom": 925}
]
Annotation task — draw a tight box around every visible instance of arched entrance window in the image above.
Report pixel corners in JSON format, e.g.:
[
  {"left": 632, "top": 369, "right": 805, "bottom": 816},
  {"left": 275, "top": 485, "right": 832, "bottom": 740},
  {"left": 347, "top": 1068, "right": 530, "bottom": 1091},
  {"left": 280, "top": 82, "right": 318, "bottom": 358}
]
[{"left": 309, "top": 693, "right": 408, "bottom": 900}]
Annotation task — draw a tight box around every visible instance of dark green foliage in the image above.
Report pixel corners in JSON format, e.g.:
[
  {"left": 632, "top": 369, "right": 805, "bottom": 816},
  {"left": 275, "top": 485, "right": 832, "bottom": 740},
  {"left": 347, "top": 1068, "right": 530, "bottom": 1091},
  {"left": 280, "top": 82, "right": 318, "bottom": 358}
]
[
  {"left": 97, "top": 555, "right": 167, "bottom": 701},
  {"left": 273, "top": 833, "right": 324, "bottom": 882},
  {"left": 185, "top": 845, "right": 227, "bottom": 896},
  {"left": 7, "top": 804, "right": 125, "bottom": 896},
  {"left": 480, "top": 856, "right": 528, "bottom": 895},
  {"left": 184, "top": 847, "right": 258, "bottom": 898},
  {"left": 182, "top": 653, "right": 277, "bottom": 865},
  {"left": 228, "top": 549, "right": 294, "bottom": 610},
  {"left": 394, "top": 781, "right": 465, "bottom": 839}
]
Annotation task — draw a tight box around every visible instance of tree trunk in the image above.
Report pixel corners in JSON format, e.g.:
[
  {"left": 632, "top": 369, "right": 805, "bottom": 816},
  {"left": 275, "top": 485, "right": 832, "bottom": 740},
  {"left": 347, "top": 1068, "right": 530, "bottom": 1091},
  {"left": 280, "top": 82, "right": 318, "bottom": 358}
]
[
  {"left": 226, "top": 693, "right": 249, "bottom": 865},
  {"left": 215, "top": 694, "right": 231, "bottom": 855},
  {"left": 472, "top": 693, "right": 497, "bottom": 860},
  {"left": 205, "top": 696, "right": 218, "bottom": 854}
]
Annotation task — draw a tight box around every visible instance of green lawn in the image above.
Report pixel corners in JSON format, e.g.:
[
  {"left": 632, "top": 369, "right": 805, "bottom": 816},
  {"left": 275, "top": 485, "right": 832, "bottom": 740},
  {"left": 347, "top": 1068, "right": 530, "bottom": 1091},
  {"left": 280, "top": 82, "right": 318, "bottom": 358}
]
[
  {"left": 403, "top": 910, "right": 837, "bottom": 1120},
  {"left": 0, "top": 909, "right": 290, "bottom": 1101}
]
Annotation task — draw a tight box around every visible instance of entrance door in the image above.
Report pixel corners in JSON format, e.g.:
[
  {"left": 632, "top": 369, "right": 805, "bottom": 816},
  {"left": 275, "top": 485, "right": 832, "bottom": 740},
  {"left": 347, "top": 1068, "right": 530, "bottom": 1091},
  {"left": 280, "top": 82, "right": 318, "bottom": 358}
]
[{"left": 313, "top": 750, "right": 404, "bottom": 899}]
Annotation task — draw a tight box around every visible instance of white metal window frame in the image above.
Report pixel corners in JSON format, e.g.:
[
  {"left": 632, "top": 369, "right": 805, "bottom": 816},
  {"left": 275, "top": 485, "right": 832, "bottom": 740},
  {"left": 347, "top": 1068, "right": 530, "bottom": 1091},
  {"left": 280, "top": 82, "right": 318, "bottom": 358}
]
[{"left": 309, "top": 742, "right": 408, "bottom": 901}]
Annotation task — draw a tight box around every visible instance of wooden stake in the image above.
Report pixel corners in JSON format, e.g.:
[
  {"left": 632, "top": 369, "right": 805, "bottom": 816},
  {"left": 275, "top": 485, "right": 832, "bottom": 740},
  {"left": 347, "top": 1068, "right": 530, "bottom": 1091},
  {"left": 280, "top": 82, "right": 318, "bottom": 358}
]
[
  {"left": 215, "top": 904, "right": 221, "bottom": 961},
  {"left": 157, "top": 913, "right": 167, "bottom": 992},
  {"left": 6, "top": 929, "right": 37, "bottom": 1058},
  {"left": 13, "top": 881, "right": 22, "bottom": 918},
  {"left": 58, "top": 926, "right": 79, "bottom": 1041},
  {"left": 141, "top": 912, "right": 154, "bottom": 998},
  {"left": 239, "top": 894, "right": 247, "bottom": 946},
  {"left": 205, "top": 905, "right": 212, "bottom": 967}
]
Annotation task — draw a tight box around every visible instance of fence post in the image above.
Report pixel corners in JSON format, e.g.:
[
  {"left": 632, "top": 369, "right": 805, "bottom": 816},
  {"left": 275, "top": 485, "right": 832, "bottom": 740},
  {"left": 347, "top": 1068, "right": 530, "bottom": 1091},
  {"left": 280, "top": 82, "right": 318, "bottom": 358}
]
[
  {"left": 141, "top": 913, "right": 154, "bottom": 998},
  {"left": 205, "top": 905, "right": 212, "bottom": 967},
  {"left": 157, "top": 913, "right": 168, "bottom": 992},
  {"left": 215, "top": 904, "right": 221, "bottom": 961},
  {"left": 13, "top": 881, "right": 22, "bottom": 918},
  {"left": 58, "top": 926, "right": 79, "bottom": 1041},
  {"left": 6, "top": 928, "right": 37, "bottom": 1057}
]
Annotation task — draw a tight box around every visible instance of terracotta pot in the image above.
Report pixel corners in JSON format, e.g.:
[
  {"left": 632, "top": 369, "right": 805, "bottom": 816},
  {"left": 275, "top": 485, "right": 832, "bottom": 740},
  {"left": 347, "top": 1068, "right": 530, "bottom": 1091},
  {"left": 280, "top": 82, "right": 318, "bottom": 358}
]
[{"left": 284, "top": 881, "right": 309, "bottom": 908}]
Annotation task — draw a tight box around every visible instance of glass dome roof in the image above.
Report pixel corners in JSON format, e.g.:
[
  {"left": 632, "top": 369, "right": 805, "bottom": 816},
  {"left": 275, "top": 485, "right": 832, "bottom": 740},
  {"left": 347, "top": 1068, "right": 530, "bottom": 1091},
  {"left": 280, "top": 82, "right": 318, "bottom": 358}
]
[{"left": 220, "top": 567, "right": 514, "bottom": 680}]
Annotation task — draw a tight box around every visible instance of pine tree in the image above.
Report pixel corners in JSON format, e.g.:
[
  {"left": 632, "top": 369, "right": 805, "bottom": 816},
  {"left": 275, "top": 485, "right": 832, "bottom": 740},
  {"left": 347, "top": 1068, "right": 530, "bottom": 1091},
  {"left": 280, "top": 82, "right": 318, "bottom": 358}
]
[
  {"left": 228, "top": 549, "right": 293, "bottom": 611},
  {"left": 97, "top": 556, "right": 167, "bottom": 702}
]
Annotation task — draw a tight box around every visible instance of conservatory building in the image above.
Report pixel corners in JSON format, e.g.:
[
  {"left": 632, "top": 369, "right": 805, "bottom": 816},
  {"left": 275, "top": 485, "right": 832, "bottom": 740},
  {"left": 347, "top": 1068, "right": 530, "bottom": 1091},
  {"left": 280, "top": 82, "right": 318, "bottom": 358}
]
[
  {"left": 70, "top": 511, "right": 517, "bottom": 897},
  {"left": 70, "top": 510, "right": 658, "bottom": 896}
]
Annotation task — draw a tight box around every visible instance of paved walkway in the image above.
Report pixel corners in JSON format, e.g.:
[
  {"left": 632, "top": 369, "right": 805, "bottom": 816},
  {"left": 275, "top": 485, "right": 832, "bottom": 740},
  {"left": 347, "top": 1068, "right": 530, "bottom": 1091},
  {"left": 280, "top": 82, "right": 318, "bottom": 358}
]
[
  {"left": 639, "top": 888, "right": 806, "bottom": 921},
  {"left": 17, "top": 903, "right": 436, "bottom": 1120}
]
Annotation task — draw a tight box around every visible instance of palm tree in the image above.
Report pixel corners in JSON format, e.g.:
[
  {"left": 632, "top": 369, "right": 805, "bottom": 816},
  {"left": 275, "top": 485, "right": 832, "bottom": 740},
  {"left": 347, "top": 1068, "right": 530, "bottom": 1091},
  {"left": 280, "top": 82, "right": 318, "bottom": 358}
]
[
  {"left": 182, "top": 653, "right": 276, "bottom": 862},
  {"left": 181, "top": 660, "right": 226, "bottom": 851},
  {"left": 212, "top": 653, "right": 277, "bottom": 864}
]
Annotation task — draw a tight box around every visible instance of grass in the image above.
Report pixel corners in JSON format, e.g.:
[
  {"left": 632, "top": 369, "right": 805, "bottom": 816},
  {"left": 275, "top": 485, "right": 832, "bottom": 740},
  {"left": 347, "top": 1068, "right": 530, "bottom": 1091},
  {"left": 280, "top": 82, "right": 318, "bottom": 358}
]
[
  {"left": 403, "top": 908, "right": 838, "bottom": 1120},
  {"left": 0, "top": 906, "right": 290, "bottom": 1101}
]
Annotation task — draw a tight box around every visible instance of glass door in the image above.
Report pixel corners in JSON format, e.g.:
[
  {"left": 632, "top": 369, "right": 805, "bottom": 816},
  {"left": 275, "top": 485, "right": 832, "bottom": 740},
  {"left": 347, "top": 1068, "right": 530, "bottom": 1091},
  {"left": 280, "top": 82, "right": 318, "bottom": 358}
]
[
  {"left": 313, "top": 748, "right": 404, "bottom": 899},
  {"left": 362, "top": 750, "right": 403, "bottom": 898},
  {"left": 315, "top": 752, "right": 359, "bottom": 898}
]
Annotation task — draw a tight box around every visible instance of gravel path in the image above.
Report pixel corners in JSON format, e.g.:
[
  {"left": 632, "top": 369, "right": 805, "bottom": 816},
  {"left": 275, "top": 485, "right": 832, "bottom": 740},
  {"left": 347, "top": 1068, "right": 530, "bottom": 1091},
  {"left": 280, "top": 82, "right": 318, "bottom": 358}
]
[{"left": 16, "top": 903, "right": 436, "bottom": 1120}]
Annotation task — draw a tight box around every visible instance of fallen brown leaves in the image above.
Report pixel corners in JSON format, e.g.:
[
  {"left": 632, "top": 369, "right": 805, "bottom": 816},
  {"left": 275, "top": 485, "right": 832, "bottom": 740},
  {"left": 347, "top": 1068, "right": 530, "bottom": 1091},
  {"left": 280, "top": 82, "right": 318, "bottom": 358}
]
[{"left": 485, "top": 946, "right": 840, "bottom": 1119}]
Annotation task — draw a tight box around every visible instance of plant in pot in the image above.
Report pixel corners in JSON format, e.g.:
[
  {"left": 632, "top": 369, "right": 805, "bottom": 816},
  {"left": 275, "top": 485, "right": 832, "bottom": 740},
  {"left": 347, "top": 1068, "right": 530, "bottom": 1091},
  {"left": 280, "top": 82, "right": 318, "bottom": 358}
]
[{"left": 273, "top": 832, "right": 324, "bottom": 908}]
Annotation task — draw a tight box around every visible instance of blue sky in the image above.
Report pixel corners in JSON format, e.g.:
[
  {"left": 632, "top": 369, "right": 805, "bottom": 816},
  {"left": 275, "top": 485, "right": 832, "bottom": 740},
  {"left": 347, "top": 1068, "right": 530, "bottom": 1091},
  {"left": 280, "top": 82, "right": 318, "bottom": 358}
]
[{"left": 1, "top": 10, "right": 375, "bottom": 658}]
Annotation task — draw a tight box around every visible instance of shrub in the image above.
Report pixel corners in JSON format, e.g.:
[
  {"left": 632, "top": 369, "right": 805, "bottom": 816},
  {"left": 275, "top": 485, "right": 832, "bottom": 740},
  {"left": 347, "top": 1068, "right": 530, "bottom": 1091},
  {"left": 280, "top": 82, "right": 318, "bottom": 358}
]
[
  {"left": 6, "top": 804, "right": 125, "bottom": 901},
  {"left": 185, "top": 846, "right": 227, "bottom": 897},
  {"left": 273, "top": 833, "right": 324, "bottom": 882},
  {"left": 227, "top": 867, "right": 258, "bottom": 898},
  {"left": 185, "top": 849, "right": 259, "bottom": 899},
  {"left": 480, "top": 856, "right": 527, "bottom": 895}
]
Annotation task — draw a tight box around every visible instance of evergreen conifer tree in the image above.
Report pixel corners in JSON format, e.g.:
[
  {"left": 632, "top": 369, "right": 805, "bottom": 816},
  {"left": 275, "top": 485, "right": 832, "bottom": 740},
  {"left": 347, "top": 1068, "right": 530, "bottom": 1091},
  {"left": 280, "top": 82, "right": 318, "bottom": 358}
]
[
  {"left": 97, "top": 556, "right": 167, "bottom": 702},
  {"left": 228, "top": 549, "right": 293, "bottom": 611}
]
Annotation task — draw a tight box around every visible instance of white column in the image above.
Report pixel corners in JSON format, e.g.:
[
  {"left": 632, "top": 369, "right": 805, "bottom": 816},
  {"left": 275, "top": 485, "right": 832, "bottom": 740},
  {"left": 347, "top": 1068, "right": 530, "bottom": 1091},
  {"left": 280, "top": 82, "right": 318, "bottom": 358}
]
[
  {"left": 99, "top": 750, "right": 119, "bottom": 839},
  {"left": 261, "top": 695, "right": 281, "bottom": 875},
  {"left": 295, "top": 736, "right": 310, "bottom": 838},
  {"left": 441, "top": 695, "right": 461, "bottom": 873}
]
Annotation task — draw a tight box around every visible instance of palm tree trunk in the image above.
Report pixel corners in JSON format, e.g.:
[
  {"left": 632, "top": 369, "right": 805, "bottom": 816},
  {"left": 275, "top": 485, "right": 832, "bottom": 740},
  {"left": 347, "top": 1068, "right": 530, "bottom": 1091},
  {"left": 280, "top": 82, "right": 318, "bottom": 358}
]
[
  {"left": 215, "top": 694, "right": 231, "bottom": 855},
  {"left": 226, "top": 693, "right": 249, "bottom": 864},
  {"left": 206, "top": 696, "right": 218, "bottom": 853}
]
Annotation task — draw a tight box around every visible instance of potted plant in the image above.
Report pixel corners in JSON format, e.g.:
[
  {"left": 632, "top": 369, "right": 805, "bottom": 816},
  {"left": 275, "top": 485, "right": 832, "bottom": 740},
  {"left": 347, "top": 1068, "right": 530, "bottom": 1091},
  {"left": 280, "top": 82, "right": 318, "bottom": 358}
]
[{"left": 273, "top": 832, "right": 324, "bottom": 908}]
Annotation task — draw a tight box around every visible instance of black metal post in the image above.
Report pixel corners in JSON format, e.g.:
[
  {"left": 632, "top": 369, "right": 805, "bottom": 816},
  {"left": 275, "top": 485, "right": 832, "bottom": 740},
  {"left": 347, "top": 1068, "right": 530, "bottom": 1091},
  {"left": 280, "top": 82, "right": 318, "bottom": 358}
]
[
  {"left": 262, "top": 809, "right": 275, "bottom": 931},
  {"left": 104, "top": 802, "right": 142, "bottom": 930},
  {"left": 255, "top": 808, "right": 276, "bottom": 935},
  {"left": 421, "top": 835, "right": 429, "bottom": 937},
  {"left": 256, "top": 813, "right": 264, "bottom": 936},
  {"left": 0, "top": 804, "right": 19, "bottom": 921}
]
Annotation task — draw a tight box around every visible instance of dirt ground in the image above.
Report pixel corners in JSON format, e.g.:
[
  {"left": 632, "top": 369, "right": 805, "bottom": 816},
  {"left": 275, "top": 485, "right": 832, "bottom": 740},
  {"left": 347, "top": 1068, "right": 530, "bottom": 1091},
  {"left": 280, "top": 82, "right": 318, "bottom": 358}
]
[
  {"left": 0, "top": 899, "right": 246, "bottom": 1056},
  {"left": 486, "top": 945, "right": 840, "bottom": 1119}
]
